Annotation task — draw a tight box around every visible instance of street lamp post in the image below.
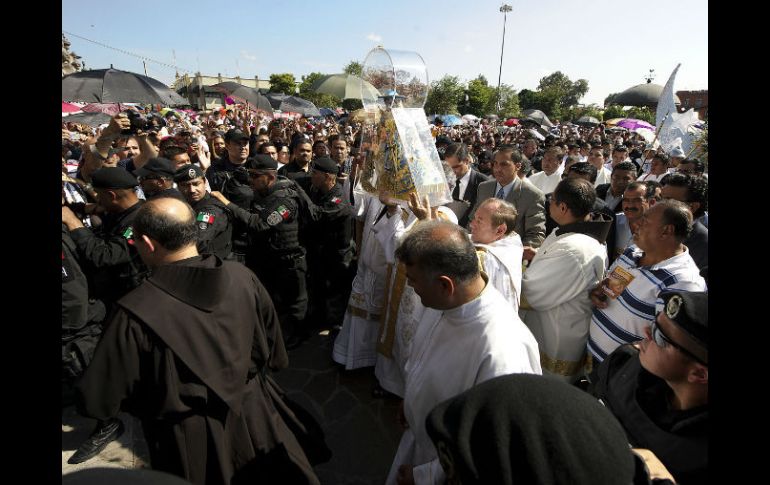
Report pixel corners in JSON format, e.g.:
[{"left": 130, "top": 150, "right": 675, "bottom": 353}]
[{"left": 497, "top": 3, "right": 512, "bottom": 112}]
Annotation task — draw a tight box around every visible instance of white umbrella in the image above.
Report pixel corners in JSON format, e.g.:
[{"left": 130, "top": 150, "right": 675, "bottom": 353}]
[
  {"left": 462, "top": 114, "right": 478, "bottom": 121},
  {"left": 527, "top": 129, "right": 545, "bottom": 141}
]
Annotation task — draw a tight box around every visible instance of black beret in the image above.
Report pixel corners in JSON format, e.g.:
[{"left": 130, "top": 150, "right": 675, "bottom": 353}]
[
  {"left": 91, "top": 167, "right": 138, "bottom": 189},
  {"left": 659, "top": 290, "right": 708, "bottom": 347},
  {"left": 247, "top": 154, "right": 277, "bottom": 171},
  {"left": 135, "top": 157, "right": 176, "bottom": 178},
  {"left": 173, "top": 164, "right": 205, "bottom": 183},
  {"left": 224, "top": 128, "right": 249, "bottom": 142},
  {"left": 426, "top": 374, "right": 635, "bottom": 485},
  {"left": 311, "top": 156, "right": 338, "bottom": 174},
  {"left": 435, "top": 135, "right": 452, "bottom": 146}
]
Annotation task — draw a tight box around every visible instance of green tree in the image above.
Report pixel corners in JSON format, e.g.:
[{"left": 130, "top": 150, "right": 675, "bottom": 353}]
[
  {"left": 497, "top": 84, "right": 520, "bottom": 118},
  {"left": 602, "top": 104, "right": 626, "bottom": 120},
  {"left": 625, "top": 106, "right": 655, "bottom": 124},
  {"left": 269, "top": 73, "right": 297, "bottom": 94},
  {"left": 424, "top": 75, "right": 464, "bottom": 115},
  {"left": 465, "top": 75, "right": 494, "bottom": 117},
  {"left": 518, "top": 88, "right": 559, "bottom": 118},
  {"left": 298, "top": 72, "right": 341, "bottom": 108},
  {"left": 537, "top": 71, "right": 589, "bottom": 110},
  {"left": 343, "top": 61, "right": 363, "bottom": 77}
]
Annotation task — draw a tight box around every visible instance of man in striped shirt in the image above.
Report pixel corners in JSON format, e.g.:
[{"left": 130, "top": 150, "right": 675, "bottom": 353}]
[{"left": 587, "top": 200, "right": 706, "bottom": 365}]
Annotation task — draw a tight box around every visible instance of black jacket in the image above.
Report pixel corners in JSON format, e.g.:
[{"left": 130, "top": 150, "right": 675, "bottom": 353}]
[
  {"left": 69, "top": 201, "right": 148, "bottom": 306},
  {"left": 456, "top": 169, "right": 490, "bottom": 227},
  {"left": 590, "top": 345, "right": 708, "bottom": 485},
  {"left": 595, "top": 183, "right": 623, "bottom": 214}
]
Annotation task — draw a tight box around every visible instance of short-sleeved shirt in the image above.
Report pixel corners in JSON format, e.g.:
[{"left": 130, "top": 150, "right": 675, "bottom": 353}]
[{"left": 587, "top": 245, "right": 706, "bottom": 362}]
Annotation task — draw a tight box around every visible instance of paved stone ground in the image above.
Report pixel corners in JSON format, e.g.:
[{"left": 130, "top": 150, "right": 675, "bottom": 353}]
[{"left": 62, "top": 330, "right": 403, "bottom": 484}]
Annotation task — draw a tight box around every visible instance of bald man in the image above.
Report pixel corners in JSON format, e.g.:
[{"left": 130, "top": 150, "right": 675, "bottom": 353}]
[
  {"left": 75, "top": 197, "right": 321, "bottom": 484},
  {"left": 386, "top": 221, "right": 541, "bottom": 485}
]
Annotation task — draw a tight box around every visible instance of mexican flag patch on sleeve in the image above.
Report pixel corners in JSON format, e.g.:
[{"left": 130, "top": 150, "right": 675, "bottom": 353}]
[
  {"left": 276, "top": 205, "right": 291, "bottom": 220},
  {"left": 197, "top": 212, "right": 215, "bottom": 224},
  {"left": 122, "top": 226, "right": 135, "bottom": 245}
]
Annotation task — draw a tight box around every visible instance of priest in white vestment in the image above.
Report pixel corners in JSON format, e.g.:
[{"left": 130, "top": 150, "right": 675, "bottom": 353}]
[
  {"left": 469, "top": 198, "right": 524, "bottom": 313},
  {"left": 385, "top": 221, "right": 541, "bottom": 485},
  {"left": 375, "top": 196, "right": 458, "bottom": 397},
  {"left": 333, "top": 187, "right": 403, "bottom": 369},
  {"left": 519, "top": 178, "right": 611, "bottom": 383}
]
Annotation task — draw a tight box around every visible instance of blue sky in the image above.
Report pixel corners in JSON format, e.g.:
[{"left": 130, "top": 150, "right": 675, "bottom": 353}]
[{"left": 62, "top": 0, "right": 707, "bottom": 106}]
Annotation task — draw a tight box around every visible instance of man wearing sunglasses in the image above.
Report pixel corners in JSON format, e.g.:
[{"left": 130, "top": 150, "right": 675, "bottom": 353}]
[{"left": 589, "top": 289, "right": 708, "bottom": 485}]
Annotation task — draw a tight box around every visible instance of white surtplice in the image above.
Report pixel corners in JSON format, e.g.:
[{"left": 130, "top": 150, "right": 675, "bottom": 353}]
[
  {"left": 333, "top": 191, "right": 403, "bottom": 369},
  {"left": 385, "top": 282, "right": 542, "bottom": 485},
  {"left": 474, "top": 232, "right": 524, "bottom": 313}
]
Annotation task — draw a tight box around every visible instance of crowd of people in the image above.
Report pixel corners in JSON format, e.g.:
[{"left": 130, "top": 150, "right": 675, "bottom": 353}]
[{"left": 62, "top": 103, "right": 708, "bottom": 484}]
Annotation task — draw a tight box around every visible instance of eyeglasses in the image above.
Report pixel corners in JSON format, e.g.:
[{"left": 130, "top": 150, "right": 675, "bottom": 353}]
[
  {"left": 650, "top": 318, "right": 706, "bottom": 365},
  {"left": 246, "top": 170, "right": 263, "bottom": 179}
]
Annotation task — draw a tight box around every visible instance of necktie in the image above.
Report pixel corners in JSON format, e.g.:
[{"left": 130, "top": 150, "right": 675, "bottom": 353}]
[
  {"left": 453, "top": 179, "right": 461, "bottom": 200},
  {"left": 496, "top": 186, "right": 505, "bottom": 199}
]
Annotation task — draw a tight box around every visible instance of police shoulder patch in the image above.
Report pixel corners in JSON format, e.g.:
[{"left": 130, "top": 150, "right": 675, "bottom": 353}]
[
  {"left": 266, "top": 211, "right": 283, "bottom": 226},
  {"left": 122, "top": 226, "right": 135, "bottom": 245}
]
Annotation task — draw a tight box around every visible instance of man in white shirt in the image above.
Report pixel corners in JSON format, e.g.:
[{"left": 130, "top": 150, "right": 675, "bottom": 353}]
[
  {"left": 386, "top": 221, "right": 541, "bottom": 485},
  {"left": 588, "top": 144, "right": 612, "bottom": 187},
  {"left": 527, "top": 146, "right": 564, "bottom": 195}
]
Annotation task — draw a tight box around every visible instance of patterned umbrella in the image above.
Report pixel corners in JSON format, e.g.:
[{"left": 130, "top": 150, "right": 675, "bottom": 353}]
[
  {"left": 81, "top": 103, "right": 131, "bottom": 116},
  {"left": 62, "top": 102, "right": 82, "bottom": 113},
  {"left": 616, "top": 118, "right": 655, "bottom": 131}
]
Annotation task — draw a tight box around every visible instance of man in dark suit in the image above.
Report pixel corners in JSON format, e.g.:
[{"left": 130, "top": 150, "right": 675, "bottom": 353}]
[
  {"left": 469, "top": 145, "right": 546, "bottom": 248},
  {"left": 445, "top": 142, "right": 490, "bottom": 227},
  {"left": 595, "top": 161, "right": 638, "bottom": 214}
]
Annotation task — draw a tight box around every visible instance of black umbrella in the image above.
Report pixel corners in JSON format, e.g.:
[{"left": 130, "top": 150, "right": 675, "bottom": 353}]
[
  {"left": 209, "top": 82, "right": 273, "bottom": 112},
  {"left": 62, "top": 68, "right": 187, "bottom": 105},
  {"left": 575, "top": 115, "right": 600, "bottom": 127},
  {"left": 62, "top": 112, "right": 112, "bottom": 127},
  {"left": 522, "top": 109, "right": 555, "bottom": 128},
  {"left": 265, "top": 93, "right": 322, "bottom": 118}
]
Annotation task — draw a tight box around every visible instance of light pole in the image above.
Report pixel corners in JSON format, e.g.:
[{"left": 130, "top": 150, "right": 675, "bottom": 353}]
[{"left": 497, "top": 3, "right": 512, "bottom": 112}]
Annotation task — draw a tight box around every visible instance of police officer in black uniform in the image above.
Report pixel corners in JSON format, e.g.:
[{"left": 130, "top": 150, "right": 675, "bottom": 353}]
[
  {"left": 61, "top": 167, "right": 147, "bottom": 465},
  {"left": 61, "top": 167, "right": 149, "bottom": 309},
  {"left": 134, "top": 157, "right": 187, "bottom": 202},
  {"left": 211, "top": 154, "right": 309, "bottom": 349},
  {"left": 206, "top": 128, "right": 254, "bottom": 263},
  {"left": 302, "top": 156, "right": 355, "bottom": 331},
  {"left": 174, "top": 164, "right": 234, "bottom": 259},
  {"left": 62, "top": 224, "right": 106, "bottom": 394}
]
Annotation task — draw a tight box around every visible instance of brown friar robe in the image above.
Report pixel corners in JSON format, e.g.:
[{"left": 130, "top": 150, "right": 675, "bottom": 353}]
[{"left": 75, "top": 255, "right": 321, "bottom": 485}]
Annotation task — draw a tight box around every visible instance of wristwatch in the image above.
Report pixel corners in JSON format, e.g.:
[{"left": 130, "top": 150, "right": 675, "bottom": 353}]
[{"left": 82, "top": 183, "right": 94, "bottom": 192}]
